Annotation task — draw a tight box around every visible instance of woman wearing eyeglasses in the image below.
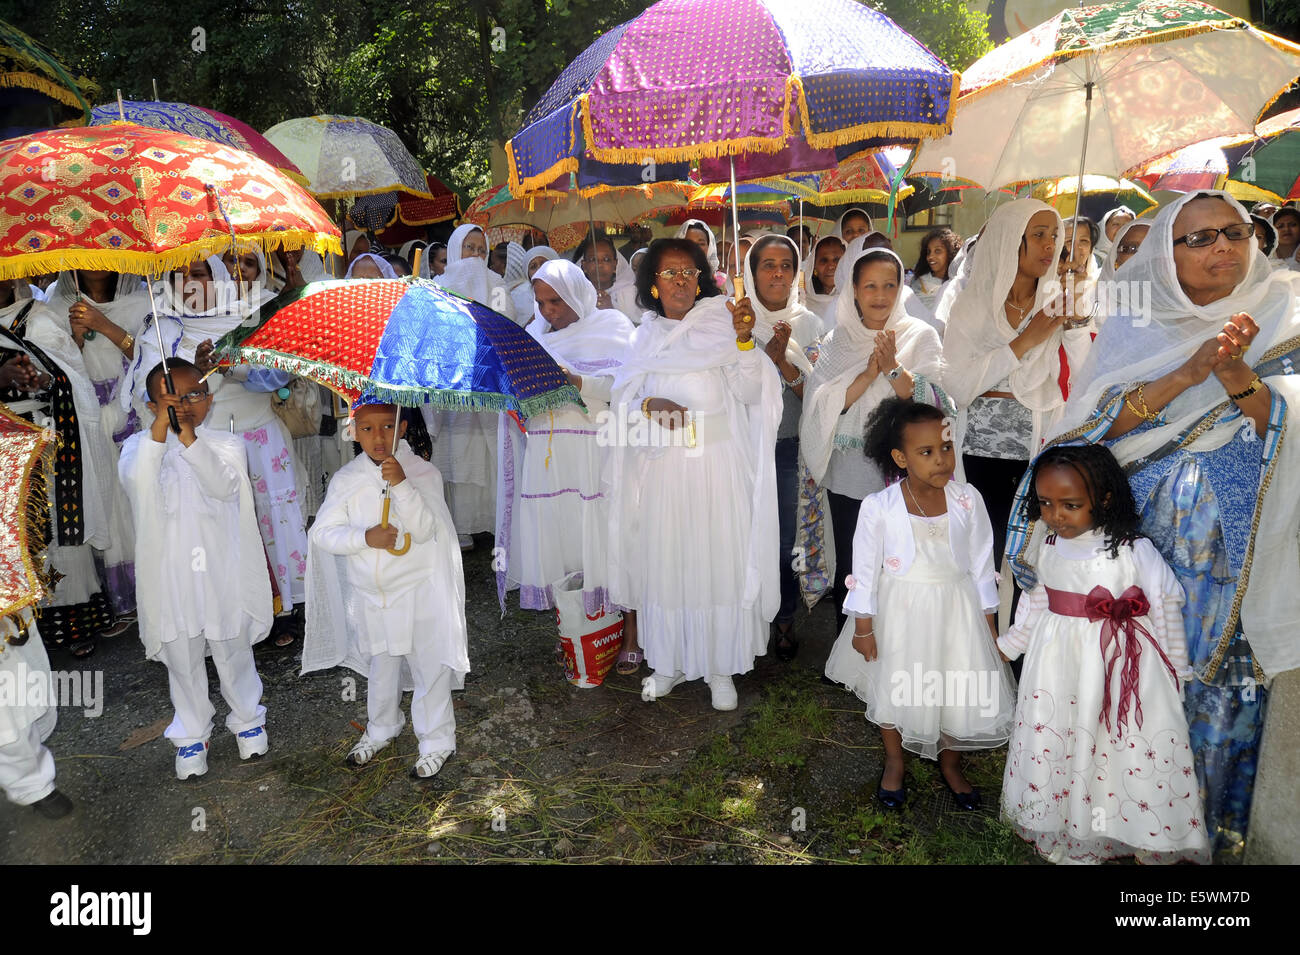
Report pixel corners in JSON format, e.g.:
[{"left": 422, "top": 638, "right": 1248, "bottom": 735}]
[
  {"left": 606, "top": 239, "right": 782, "bottom": 711},
  {"left": 1006, "top": 190, "right": 1300, "bottom": 861}
]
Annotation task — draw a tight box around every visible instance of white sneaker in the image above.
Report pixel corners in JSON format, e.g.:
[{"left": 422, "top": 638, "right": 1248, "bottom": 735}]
[
  {"left": 175, "top": 742, "right": 209, "bottom": 780},
  {"left": 235, "top": 726, "right": 269, "bottom": 760},
  {"left": 640, "top": 670, "right": 685, "bottom": 701},
  {"left": 344, "top": 732, "right": 391, "bottom": 768},
  {"left": 410, "top": 750, "right": 453, "bottom": 779},
  {"left": 708, "top": 675, "right": 738, "bottom": 711},
  {"left": 457, "top": 534, "right": 473, "bottom": 551}
]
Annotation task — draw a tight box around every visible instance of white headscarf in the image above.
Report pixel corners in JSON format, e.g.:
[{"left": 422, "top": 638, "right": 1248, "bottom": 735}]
[
  {"left": 122, "top": 256, "right": 248, "bottom": 414},
  {"left": 803, "top": 234, "right": 844, "bottom": 333},
  {"left": 525, "top": 259, "right": 634, "bottom": 376},
  {"left": 675, "top": 219, "right": 720, "bottom": 272},
  {"left": 1096, "top": 218, "right": 1149, "bottom": 289},
  {"left": 503, "top": 241, "right": 529, "bottom": 287},
  {"left": 1060, "top": 191, "right": 1297, "bottom": 441},
  {"left": 265, "top": 247, "right": 328, "bottom": 291},
  {"left": 44, "top": 272, "right": 150, "bottom": 382},
  {"left": 1055, "top": 190, "right": 1300, "bottom": 678},
  {"left": 435, "top": 224, "right": 516, "bottom": 318},
  {"left": 344, "top": 252, "right": 399, "bottom": 279},
  {"left": 399, "top": 239, "right": 427, "bottom": 271},
  {"left": 446, "top": 223, "right": 485, "bottom": 264},
  {"left": 941, "top": 198, "right": 1078, "bottom": 453},
  {"left": 510, "top": 246, "right": 559, "bottom": 322},
  {"left": 1095, "top": 205, "right": 1137, "bottom": 260},
  {"left": 836, "top": 207, "right": 873, "bottom": 240},
  {"left": 742, "top": 234, "right": 817, "bottom": 376},
  {"left": 800, "top": 248, "right": 942, "bottom": 483}
]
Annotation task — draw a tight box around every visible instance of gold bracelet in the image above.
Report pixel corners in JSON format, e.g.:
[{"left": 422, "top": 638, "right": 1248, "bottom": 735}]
[
  {"left": 119, "top": 332, "right": 134, "bottom": 351},
  {"left": 1123, "top": 384, "right": 1160, "bottom": 423},
  {"left": 736, "top": 337, "right": 755, "bottom": 351},
  {"left": 1228, "top": 376, "right": 1263, "bottom": 402},
  {"left": 641, "top": 396, "right": 653, "bottom": 419}
]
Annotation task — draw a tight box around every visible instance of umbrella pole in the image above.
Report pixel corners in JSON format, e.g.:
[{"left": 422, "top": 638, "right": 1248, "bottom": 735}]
[
  {"left": 379, "top": 404, "right": 411, "bottom": 555},
  {"left": 71, "top": 268, "right": 97, "bottom": 341},
  {"left": 1068, "top": 78, "right": 1096, "bottom": 319},
  {"left": 730, "top": 156, "right": 743, "bottom": 301},
  {"left": 144, "top": 277, "right": 181, "bottom": 435}
]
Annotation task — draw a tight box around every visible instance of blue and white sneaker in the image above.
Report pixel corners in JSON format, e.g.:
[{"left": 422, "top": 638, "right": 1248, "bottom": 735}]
[
  {"left": 176, "top": 741, "right": 209, "bottom": 780},
  {"left": 235, "top": 726, "right": 269, "bottom": 760}
]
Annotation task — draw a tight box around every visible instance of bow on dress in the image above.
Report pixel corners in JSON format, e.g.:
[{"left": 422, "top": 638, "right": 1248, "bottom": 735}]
[{"left": 1045, "top": 585, "right": 1179, "bottom": 737}]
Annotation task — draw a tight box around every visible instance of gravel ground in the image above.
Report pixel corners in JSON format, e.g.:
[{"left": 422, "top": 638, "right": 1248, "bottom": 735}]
[{"left": 1, "top": 536, "right": 1036, "bottom": 865}]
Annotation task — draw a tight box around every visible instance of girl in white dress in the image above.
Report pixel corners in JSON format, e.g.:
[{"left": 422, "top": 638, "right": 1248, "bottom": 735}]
[
  {"left": 998, "top": 444, "right": 1209, "bottom": 864},
  {"left": 825, "top": 398, "right": 1014, "bottom": 810}
]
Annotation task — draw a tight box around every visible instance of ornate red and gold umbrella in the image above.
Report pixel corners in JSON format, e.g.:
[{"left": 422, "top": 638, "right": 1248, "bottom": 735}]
[
  {"left": 0, "top": 122, "right": 341, "bottom": 279},
  {"left": 0, "top": 403, "right": 56, "bottom": 622}
]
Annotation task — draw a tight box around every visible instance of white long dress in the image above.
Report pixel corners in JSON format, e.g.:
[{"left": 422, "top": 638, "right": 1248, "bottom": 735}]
[
  {"left": 997, "top": 530, "right": 1210, "bottom": 864},
  {"left": 504, "top": 376, "right": 615, "bottom": 612},
  {"left": 825, "top": 512, "right": 1015, "bottom": 758},
  {"left": 622, "top": 361, "right": 768, "bottom": 679}
]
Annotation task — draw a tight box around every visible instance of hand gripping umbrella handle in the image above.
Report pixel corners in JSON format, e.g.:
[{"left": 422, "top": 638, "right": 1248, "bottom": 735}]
[{"left": 380, "top": 493, "right": 411, "bottom": 556}]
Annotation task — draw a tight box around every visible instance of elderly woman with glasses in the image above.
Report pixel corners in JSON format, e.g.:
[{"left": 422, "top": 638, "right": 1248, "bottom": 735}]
[
  {"left": 1006, "top": 191, "right": 1300, "bottom": 861},
  {"left": 606, "top": 239, "right": 783, "bottom": 711}
]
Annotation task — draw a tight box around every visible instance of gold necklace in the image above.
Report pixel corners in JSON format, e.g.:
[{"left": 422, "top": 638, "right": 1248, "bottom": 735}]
[{"left": 904, "top": 479, "right": 944, "bottom": 537}]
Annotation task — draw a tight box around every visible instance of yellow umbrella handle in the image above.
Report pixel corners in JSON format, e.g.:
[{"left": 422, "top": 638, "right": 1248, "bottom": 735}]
[
  {"left": 380, "top": 495, "right": 411, "bottom": 556},
  {"left": 411, "top": 247, "right": 423, "bottom": 277},
  {"left": 733, "top": 272, "right": 744, "bottom": 302}
]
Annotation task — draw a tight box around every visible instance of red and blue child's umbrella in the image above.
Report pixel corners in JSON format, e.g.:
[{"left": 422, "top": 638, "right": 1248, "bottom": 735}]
[{"left": 215, "top": 278, "right": 583, "bottom": 418}]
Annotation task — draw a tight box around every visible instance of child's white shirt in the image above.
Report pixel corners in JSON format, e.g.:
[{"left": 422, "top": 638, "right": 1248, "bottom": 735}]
[
  {"left": 305, "top": 441, "right": 470, "bottom": 673},
  {"left": 842, "top": 479, "right": 999, "bottom": 619},
  {"left": 118, "top": 426, "right": 273, "bottom": 658}
]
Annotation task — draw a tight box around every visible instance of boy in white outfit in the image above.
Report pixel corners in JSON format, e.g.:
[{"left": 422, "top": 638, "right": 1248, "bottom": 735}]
[
  {"left": 119, "top": 359, "right": 273, "bottom": 780},
  {"left": 304, "top": 399, "right": 469, "bottom": 779}
]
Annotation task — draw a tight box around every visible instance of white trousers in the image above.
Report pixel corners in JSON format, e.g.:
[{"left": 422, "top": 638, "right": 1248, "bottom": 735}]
[
  {"left": 366, "top": 644, "right": 457, "bottom": 755},
  {"left": 156, "top": 633, "right": 266, "bottom": 747},
  {"left": 0, "top": 722, "right": 56, "bottom": 806}
]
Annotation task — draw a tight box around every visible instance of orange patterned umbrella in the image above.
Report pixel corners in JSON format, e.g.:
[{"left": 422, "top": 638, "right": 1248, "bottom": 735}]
[{"left": 0, "top": 121, "right": 341, "bottom": 279}]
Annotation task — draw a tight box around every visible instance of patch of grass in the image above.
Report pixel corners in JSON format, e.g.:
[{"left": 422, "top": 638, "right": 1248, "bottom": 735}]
[{"left": 227, "top": 668, "right": 1040, "bottom": 864}]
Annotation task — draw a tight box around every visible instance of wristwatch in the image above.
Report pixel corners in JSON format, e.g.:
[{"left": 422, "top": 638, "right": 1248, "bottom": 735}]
[{"left": 886, "top": 364, "right": 904, "bottom": 381}]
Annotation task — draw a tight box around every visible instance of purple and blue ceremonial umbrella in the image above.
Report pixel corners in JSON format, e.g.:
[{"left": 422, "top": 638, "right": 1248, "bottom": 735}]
[
  {"left": 506, "top": 0, "right": 958, "bottom": 196},
  {"left": 507, "top": 0, "right": 958, "bottom": 286}
]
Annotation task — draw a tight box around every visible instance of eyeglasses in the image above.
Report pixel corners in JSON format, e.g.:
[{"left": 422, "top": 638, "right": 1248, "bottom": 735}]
[
  {"left": 1172, "top": 223, "right": 1255, "bottom": 249},
  {"left": 655, "top": 268, "right": 701, "bottom": 281},
  {"left": 178, "top": 389, "right": 211, "bottom": 406}
]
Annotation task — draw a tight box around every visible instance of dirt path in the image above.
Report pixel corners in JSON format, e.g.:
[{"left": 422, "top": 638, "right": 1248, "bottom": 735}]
[{"left": 1, "top": 541, "right": 1038, "bottom": 864}]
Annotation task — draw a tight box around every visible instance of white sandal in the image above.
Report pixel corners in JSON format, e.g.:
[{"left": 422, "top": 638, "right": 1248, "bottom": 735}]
[
  {"left": 410, "top": 750, "right": 454, "bottom": 779},
  {"left": 344, "top": 733, "right": 390, "bottom": 768}
]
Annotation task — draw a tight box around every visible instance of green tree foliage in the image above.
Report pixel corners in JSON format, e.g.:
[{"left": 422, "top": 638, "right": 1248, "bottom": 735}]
[
  {"left": 1, "top": 0, "right": 989, "bottom": 201},
  {"left": 868, "top": 0, "right": 993, "bottom": 71}
]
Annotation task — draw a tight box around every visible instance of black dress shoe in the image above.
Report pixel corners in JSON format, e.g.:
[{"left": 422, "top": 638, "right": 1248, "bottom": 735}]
[
  {"left": 944, "top": 781, "right": 982, "bottom": 811},
  {"left": 32, "top": 789, "right": 73, "bottom": 819},
  {"left": 772, "top": 623, "right": 799, "bottom": 662},
  {"left": 876, "top": 775, "right": 906, "bottom": 811}
]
